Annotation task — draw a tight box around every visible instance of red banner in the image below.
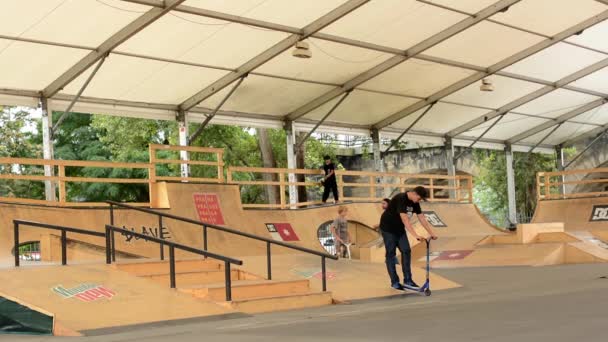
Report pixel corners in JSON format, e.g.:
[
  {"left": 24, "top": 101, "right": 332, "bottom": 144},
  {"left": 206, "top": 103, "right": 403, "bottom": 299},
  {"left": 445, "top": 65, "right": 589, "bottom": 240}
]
[{"left": 193, "top": 193, "right": 225, "bottom": 225}]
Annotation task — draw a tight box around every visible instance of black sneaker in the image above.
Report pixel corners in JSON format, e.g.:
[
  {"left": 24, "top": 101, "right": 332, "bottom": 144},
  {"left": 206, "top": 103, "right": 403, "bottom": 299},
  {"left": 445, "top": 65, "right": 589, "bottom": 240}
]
[
  {"left": 404, "top": 280, "right": 419, "bottom": 288},
  {"left": 391, "top": 283, "right": 404, "bottom": 290}
]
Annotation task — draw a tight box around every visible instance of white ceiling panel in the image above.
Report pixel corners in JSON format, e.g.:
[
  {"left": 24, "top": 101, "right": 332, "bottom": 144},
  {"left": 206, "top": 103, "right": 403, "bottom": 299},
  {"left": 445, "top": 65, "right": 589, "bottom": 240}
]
[
  {"left": 520, "top": 122, "right": 598, "bottom": 145},
  {"left": 491, "top": 0, "right": 606, "bottom": 36},
  {"left": 0, "top": 41, "right": 88, "bottom": 91},
  {"left": 513, "top": 89, "right": 599, "bottom": 118},
  {"left": 567, "top": 20, "right": 608, "bottom": 54},
  {"left": 183, "top": 0, "right": 347, "bottom": 27},
  {"left": 321, "top": 0, "right": 466, "bottom": 50},
  {"left": 201, "top": 75, "right": 335, "bottom": 116},
  {"left": 390, "top": 102, "right": 490, "bottom": 134},
  {"left": 503, "top": 43, "right": 607, "bottom": 82},
  {"left": 0, "top": 0, "right": 148, "bottom": 46},
  {"left": 61, "top": 54, "right": 229, "bottom": 104},
  {"left": 360, "top": 59, "right": 476, "bottom": 98},
  {"left": 570, "top": 65, "right": 608, "bottom": 94},
  {"left": 257, "top": 38, "right": 392, "bottom": 84},
  {"left": 304, "top": 90, "right": 418, "bottom": 125},
  {"left": 424, "top": 21, "right": 545, "bottom": 67},
  {"left": 118, "top": 13, "right": 289, "bottom": 69},
  {"left": 461, "top": 113, "right": 550, "bottom": 141},
  {"left": 444, "top": 75, "right": 544, "bottom": 109},
  {"left": 423, "top": 0, "right": 500, "bottom": 13}
]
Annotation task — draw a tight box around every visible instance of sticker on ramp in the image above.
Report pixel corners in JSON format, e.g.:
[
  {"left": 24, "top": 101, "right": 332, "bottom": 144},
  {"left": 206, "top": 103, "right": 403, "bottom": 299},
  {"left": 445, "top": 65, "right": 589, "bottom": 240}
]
[
  {"left": 434, "top": 250, "right": 473, "bottom": 261},
  {"left": 193, "top": 193, "right": 225, "bottom": 225},
  {"left": 265, "top": 223, "right": 299, "bottom": 241},
  {"left": 422, "top": 211, "right": 447, "bottom": 227},
  {"left": 52, "top": 284, "right": 115, "bottom": 302},
  {"left": 590, "top": 205, "right": 608, "bottom": 222}
]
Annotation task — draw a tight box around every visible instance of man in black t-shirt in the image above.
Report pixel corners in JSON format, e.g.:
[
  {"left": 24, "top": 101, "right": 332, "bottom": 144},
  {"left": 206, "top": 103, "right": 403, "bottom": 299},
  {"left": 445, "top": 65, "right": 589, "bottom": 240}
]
[
  {"left": 379, "top": 186, "right": 438, "bottom": 290},
  {"left": 321, "top": 155, "right": 339, "bottom": 203}
]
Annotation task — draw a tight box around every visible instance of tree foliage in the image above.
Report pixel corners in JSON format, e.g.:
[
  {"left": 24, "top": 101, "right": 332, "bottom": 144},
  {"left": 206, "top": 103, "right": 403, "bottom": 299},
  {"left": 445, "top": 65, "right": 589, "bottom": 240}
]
[
  {"left": 473, "top": 149, "right": 557, "bottom": 227},
  {"left": 0, "top": 107, "right": 44, "bottom": 199}
]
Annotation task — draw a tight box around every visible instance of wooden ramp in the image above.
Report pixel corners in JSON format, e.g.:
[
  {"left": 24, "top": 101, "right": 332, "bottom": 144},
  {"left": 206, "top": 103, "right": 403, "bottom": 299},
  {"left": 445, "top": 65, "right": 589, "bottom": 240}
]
[
  {"left": 235, "top": 254, "right": 460, "bottom": 302},
  {"left": 0, "top": 263, "right": 234, "bottom": 336},
  {"left": 533, "top": 197, "right": 608, "bottom": 234}
]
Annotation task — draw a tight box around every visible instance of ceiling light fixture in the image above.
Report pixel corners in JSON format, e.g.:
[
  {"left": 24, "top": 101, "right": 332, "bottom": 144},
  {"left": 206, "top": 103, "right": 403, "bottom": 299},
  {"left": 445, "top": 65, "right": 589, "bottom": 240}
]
[
  {"left": 292, "top": 41, "right": 312, "bottom": 58},
  {"left": 480, "top": 78, "right": 494, "bottom": 92}
]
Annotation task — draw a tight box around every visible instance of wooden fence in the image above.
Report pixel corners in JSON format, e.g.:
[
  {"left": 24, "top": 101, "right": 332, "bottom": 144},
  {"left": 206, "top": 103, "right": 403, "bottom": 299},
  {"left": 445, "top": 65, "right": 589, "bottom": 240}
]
[
  {"left": 0, "top": 145, "right": 224, "bottom": 207},
  {"left": 538, "top": 167, "right": 608, "bottom": 200},
  {"left": 227, "top": 167, "right": 473, "bottom": 209},
  {"left": 0, "top": 145, "right": 473, "bottom": 208}
]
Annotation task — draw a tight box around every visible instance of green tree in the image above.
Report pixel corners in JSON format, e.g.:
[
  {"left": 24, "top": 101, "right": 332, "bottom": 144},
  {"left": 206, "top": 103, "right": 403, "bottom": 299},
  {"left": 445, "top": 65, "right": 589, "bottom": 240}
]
[
  {"left": 473, "top": 149, "right": 557, "bottom": 227},
  {"left": 0, "top": 106, "right": 44, "bottom": 199}
]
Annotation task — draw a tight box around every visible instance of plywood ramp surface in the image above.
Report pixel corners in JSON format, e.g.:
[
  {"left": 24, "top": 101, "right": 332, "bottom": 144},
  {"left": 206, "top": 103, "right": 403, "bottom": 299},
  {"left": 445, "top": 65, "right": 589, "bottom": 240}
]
[
  {"left": 236, "top": 254, "right": 459, "bottom": 302},
  {"left": 0, "top": 264, "right": 232, "bottom": 333},
  {"left": 533, "top": 197, "right": 608, "bottom": 233}
]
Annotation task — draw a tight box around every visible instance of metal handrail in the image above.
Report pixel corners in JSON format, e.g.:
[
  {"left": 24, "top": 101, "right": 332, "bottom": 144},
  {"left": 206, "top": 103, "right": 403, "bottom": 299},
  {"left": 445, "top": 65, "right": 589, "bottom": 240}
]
[
  {"left": 13, "top": 219, "right": 105, "bottom": 267},
  {"left": 107, "top": 200, "right": 338, "bottom": 291},
  {"left": 11, "top": 219, "right": 241, "bottom": 300},
  {"left": 105, "top": 224, "right": 241, "bottom": 300}
]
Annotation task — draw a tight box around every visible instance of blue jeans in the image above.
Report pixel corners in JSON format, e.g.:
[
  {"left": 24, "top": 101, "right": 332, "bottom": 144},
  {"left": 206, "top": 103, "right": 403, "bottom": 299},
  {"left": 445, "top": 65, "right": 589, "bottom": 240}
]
[{"left": 381, "top": 231, "right": 412, "bottom": 286}]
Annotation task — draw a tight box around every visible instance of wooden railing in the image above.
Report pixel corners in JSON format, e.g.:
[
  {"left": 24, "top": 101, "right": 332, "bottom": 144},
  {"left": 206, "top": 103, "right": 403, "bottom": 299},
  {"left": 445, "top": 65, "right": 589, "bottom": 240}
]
[
  {"left": 0, "top": 145, "right": 224, "bottom": 207},
  {"left": 149, "top": 144, "right": 224, "bottom": 184},
  {"left": 0, "top": 145, "right": 474, "bottom": 208},
  {"left": 0, "top": 158, "right": 151, "bottom": 206},
  {"left": 227, "top": 167, "right": 324, "bottom": 209},
  {"left": 227, "top": 167, "right": 473, "bottom": 209},
  {"left": 337, "top": 170, "right": 473, "bottom": 203},
  {"left": 538, "top": 167, "right": 608, "bottom": 200}
]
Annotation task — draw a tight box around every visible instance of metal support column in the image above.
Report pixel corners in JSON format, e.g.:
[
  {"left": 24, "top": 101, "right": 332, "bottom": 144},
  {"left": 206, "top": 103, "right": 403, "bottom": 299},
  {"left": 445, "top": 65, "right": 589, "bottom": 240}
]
[
  {"left": 371, "top": 129, "right": 382, "bottom": 172},
  {"left": 505, "top": 145, "right": 517, "bottom": 226},
  {"left": 285, "top": 120, "right": 297, "bottom": 208},
  {"left": 445, "top": 137, "right": 456, "bottom": 200},
  {"left": 555, "top": 145, "right": 565, "bottom": 196},
  {"left": 371, "top": 129, "right": 382, "bottom": 198},
  {"left": 40, "top": 97, "right": 56, "bottom": 202},
  {"left": 177, "top": 109, "right": 189, "bottom": 179}
]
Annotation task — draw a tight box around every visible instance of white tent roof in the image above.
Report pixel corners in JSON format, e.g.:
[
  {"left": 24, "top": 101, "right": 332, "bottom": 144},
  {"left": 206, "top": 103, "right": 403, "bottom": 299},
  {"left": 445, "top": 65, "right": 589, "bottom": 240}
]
[{"left": 3, "top": 0, "right": 608, "bottom": 153}]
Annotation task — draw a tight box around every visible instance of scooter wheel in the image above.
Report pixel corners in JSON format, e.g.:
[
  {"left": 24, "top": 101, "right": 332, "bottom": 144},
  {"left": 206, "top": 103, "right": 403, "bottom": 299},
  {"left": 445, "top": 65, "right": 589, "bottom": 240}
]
[{"left": 424, "top": 289, "right": 431, "bottom": 296}]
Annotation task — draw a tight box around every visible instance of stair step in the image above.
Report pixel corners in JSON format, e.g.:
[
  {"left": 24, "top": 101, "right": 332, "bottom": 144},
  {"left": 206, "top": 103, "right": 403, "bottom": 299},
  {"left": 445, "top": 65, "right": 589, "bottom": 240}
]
[
  {"left": 180, "top": 279, "right": 311, "bottom": 301},
  {"left": 113, "top": 259, "right": 222, "bottom": 276},
  {"left": 142, "top": 269, "right": 260, "bottom": 286},
  {"left": 222, "top": 292, "right": 333, "bottom": 314}
]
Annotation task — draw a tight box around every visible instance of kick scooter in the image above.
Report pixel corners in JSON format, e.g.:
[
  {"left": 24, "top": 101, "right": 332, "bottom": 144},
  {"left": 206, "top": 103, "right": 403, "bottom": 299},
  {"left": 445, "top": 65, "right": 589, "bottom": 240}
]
[{"left": 401, "top": 238, "right": 432, "bottom": 296}]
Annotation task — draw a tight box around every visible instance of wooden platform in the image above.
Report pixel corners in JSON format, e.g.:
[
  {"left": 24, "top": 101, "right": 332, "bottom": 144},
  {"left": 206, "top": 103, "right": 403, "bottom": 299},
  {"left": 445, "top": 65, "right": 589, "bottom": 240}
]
[{"left": 0, "top": 263, "right": 233, "bottom": 335}]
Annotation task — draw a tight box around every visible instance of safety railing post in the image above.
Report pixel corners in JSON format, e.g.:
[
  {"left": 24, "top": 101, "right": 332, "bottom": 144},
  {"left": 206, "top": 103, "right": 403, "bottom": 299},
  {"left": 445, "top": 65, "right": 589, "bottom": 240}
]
[
  {"left": 267, "top": 241, "right": 272, "bottom": 280},
  {"left": 169, "top": 246, "right": 176, "bottom": 289},
  {"left": 105, "top": 226, "right": 112, "bottom": 264},
  {"left": 225, "top": 261, "right": 232, "bottom": 301},
  {"left": 159, "top": 216, "right": 164, "bottom": 261},
  {"left": 322, "top": 256, "right": 327, "bottom": 292},
  {"left": 61, "top": 230, "right": 67, "bottom": 265},
  {"left": 203, "top": 225, "right": 208, "bottom": 255},
  {"left": 13, "top": 222, "right": 19, "bottom": 267}
]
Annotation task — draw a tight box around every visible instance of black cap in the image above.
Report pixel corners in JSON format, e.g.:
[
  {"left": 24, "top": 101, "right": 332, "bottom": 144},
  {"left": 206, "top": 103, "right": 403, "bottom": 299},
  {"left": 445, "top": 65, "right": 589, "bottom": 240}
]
[
  {"left": 413, "top": 186, "right": 428, "bottom": 201},
  {"left": 323, "top": 155, "right": 331, "bottom": 160}
]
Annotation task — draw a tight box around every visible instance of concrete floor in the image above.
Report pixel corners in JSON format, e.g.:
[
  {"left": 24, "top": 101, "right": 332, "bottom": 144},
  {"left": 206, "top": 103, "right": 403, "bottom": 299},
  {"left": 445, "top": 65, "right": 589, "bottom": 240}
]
[{"left": 6, "top": 264, "right": 608, "bottom": 342}]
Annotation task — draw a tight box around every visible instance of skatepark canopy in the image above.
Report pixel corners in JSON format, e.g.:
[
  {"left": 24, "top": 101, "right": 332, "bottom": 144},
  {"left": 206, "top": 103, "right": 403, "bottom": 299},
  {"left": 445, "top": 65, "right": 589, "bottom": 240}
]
[{"left": 2, "top": 0, "right": 608, "bottom": 151}]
